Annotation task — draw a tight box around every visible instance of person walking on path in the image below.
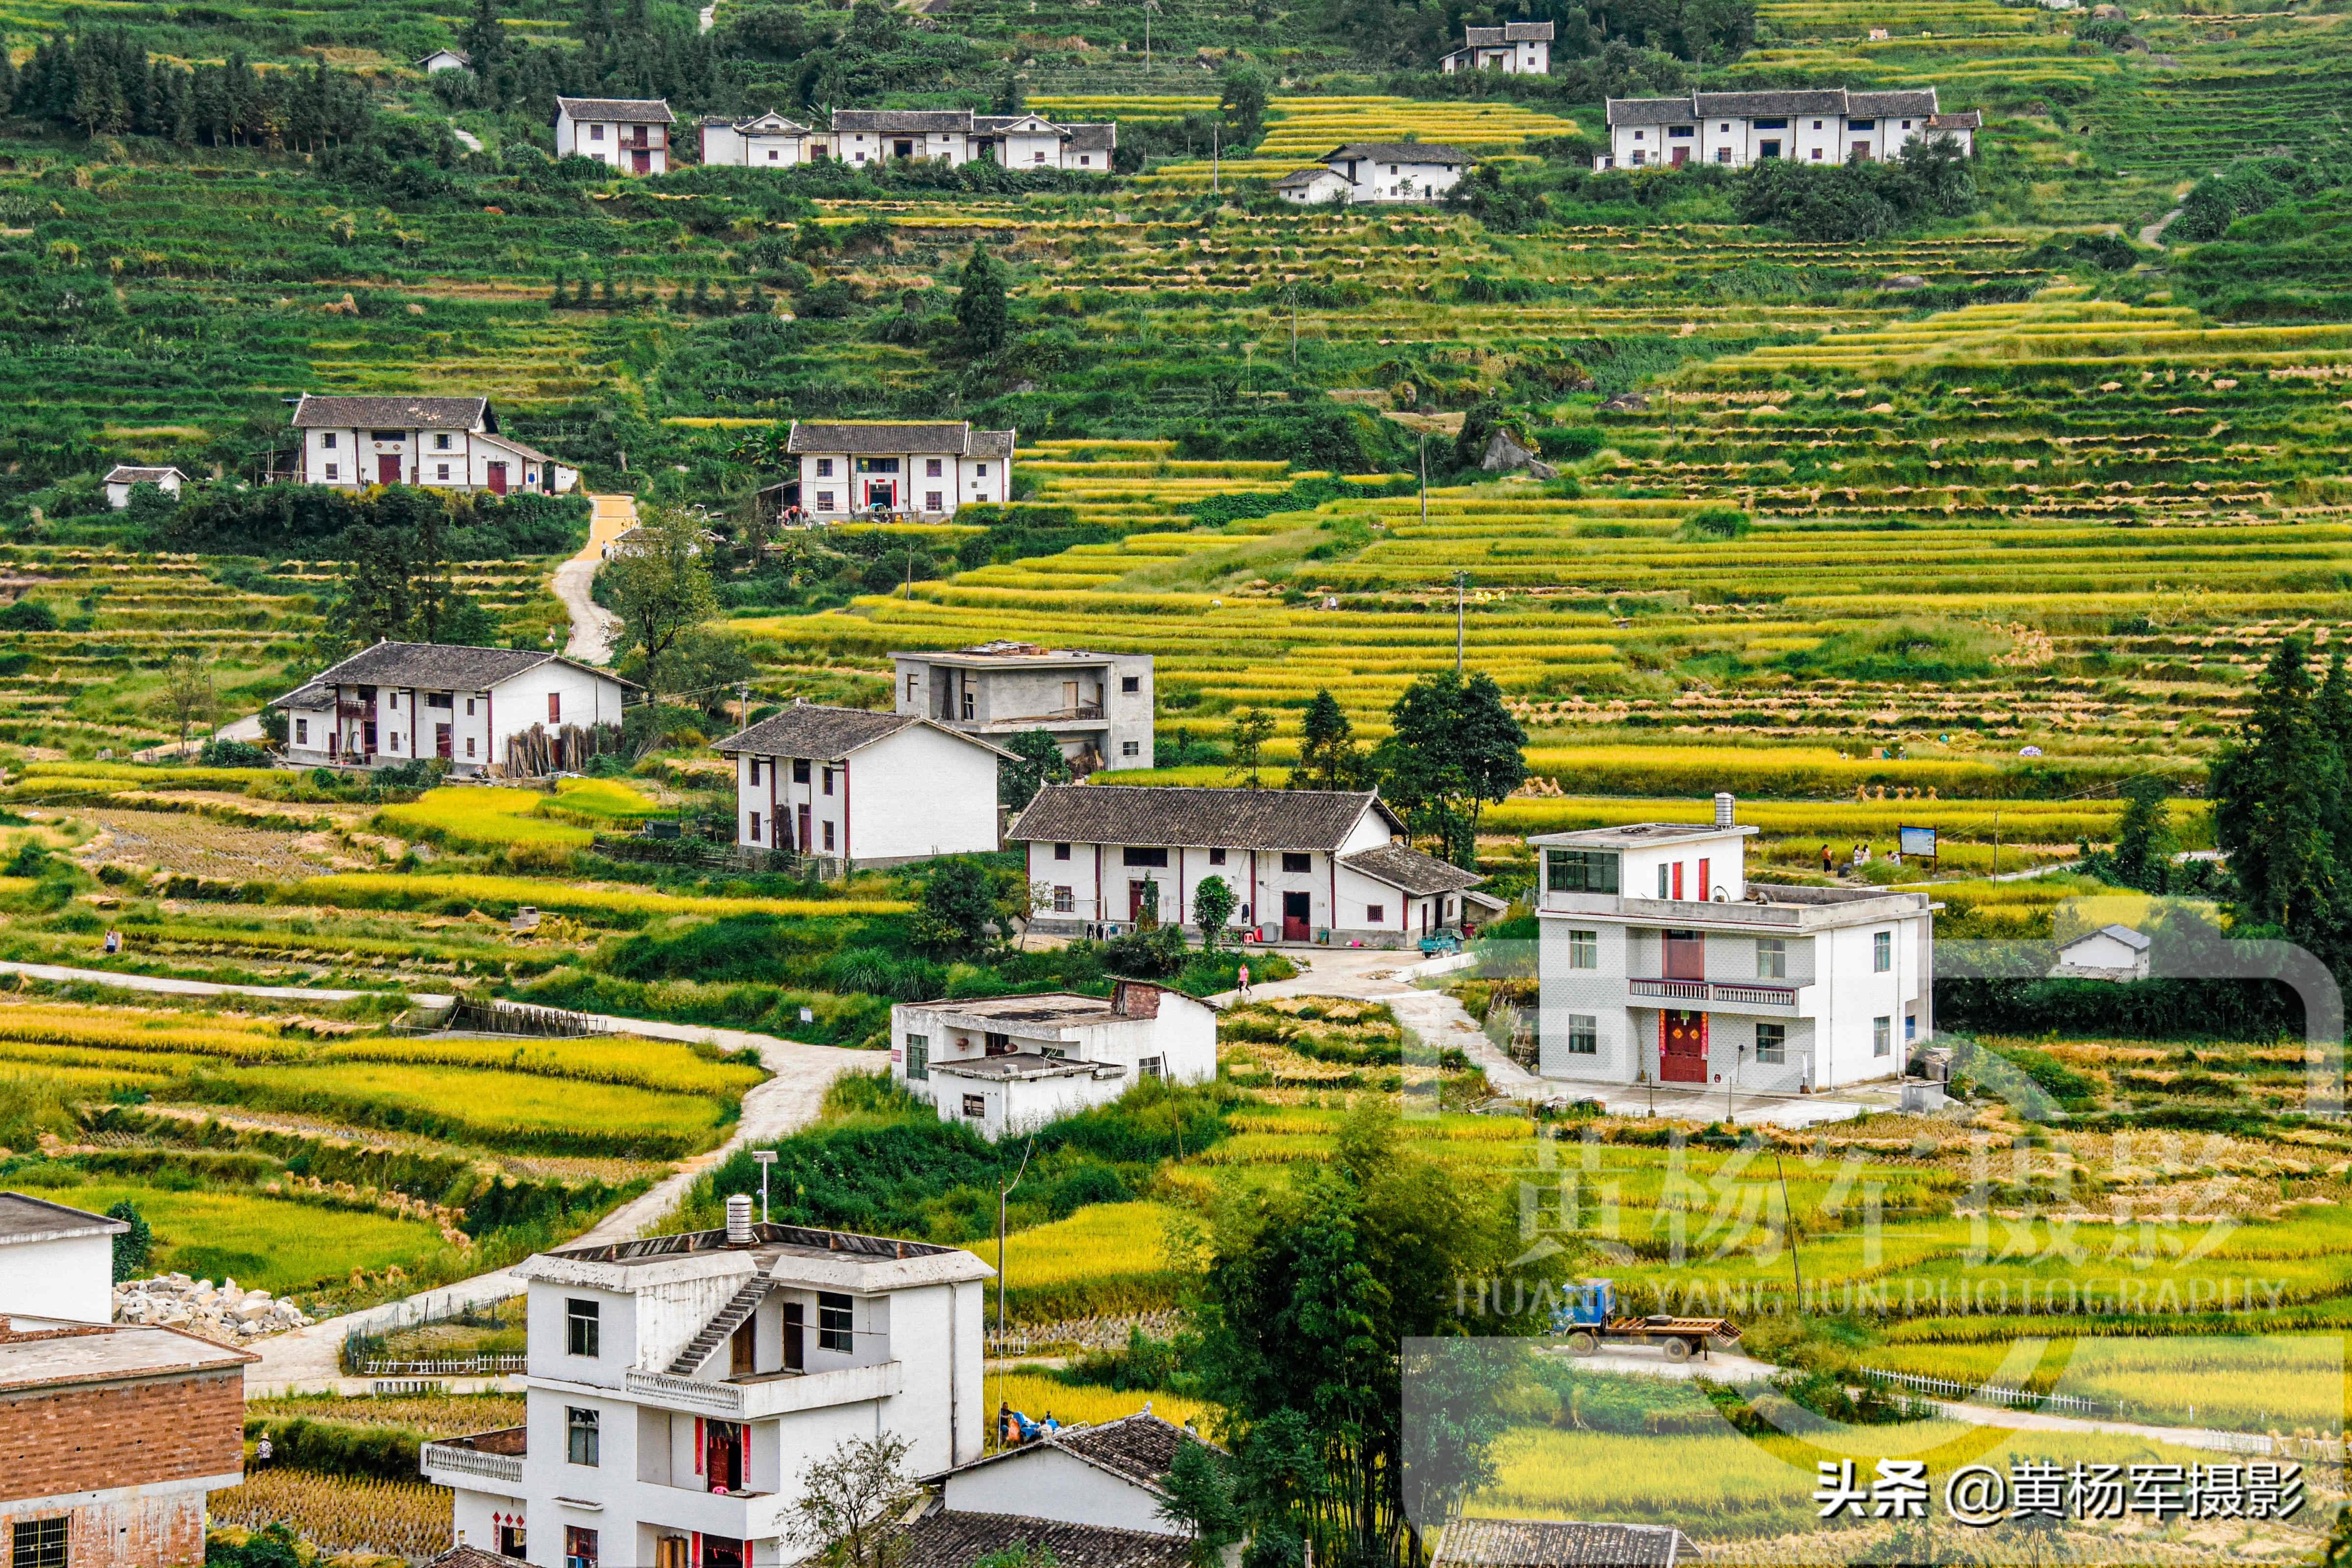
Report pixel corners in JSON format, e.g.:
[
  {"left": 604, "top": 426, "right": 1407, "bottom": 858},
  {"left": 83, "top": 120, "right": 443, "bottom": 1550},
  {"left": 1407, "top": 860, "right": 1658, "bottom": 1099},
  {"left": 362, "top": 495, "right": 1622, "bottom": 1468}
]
[
  {"left": 1820, "top": 844, "right": 1834, "bottom": 876},
  {"left": 1236, "top": 962, "right": 1251, "bottom": 1000}
]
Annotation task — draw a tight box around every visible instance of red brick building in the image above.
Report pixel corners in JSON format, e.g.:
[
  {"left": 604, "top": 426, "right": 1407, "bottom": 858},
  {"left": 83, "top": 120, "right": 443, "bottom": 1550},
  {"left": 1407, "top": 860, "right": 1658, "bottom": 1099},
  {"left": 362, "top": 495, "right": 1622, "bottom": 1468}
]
[{"left": 0, "top": 1312, "right": 255, "bottom": 1568}]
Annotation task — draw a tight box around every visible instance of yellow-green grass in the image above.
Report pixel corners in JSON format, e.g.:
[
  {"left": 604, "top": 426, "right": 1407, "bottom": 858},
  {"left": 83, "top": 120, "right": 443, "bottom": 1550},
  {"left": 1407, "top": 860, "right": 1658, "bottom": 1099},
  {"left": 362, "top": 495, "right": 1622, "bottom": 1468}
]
[
  {"left": 320, "top": 1035, "right": 766, "bottom": 1097},
  {"left": 1860, "top": 1335, "right": 2350, "bottom": 1432},
  {"left": 0, "top": 1003, "right": 307, "bottom": 1061},
  {"left": 983, "top": 1371, "right": 1219, "bottom": 1442},
  {"left": 965, "top": 1201, "right": 1180, "bottom": 1322},
  {"left": 375, "top": 779, "right": 663, "bottom": 849},
  {"left": 24, "top": 1179, "right": 455, "bottom": 1295},
  {"left": 293, "top": 873, "right": 912, "bottom": 923},
  {"left": 205, "top": 1061, "right": 739, "bottom": 1148}
]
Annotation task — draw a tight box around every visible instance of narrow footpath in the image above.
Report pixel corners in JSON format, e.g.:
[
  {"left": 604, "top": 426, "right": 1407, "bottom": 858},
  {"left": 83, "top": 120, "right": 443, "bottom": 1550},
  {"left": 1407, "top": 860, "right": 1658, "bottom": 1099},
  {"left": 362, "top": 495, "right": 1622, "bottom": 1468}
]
[{"left": 552, "top": 493, "right": 635, "bottom": 663}]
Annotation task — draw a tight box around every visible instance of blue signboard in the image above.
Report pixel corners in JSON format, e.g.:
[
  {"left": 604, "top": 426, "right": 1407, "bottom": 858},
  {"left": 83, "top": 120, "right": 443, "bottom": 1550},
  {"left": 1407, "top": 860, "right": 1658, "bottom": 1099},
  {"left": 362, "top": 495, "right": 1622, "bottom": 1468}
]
[{"left": 1898, "top": 825, "right": 1938, "bottom": 860}]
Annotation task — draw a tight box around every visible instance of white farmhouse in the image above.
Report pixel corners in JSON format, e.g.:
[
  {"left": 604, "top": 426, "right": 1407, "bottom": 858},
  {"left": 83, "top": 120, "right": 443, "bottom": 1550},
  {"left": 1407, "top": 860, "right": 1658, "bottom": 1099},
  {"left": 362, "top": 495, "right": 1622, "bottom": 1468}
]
[
  {"left": 1598, "top": 87, "right": 1977, "bottom": 171},
  {"left": 928, "top": 1411, "right": 1223, "bottom": 1537},
  {"left": 713, "top": 702, "right": 1010, "bottom": 865},
  {"left": 416, "top": 48, "right": 472, "bottom": 72},
  {"left": 891, "top": 980, "right": 1217, "bottom": 1140},
  {"left": 1009, "top": 785, "right": 1500, "bottom": 945},
  {"left": 786, "top": 421, "right": 1012, "bottom": 519},
  {"left": 699, "top": 111, "right": 822, "bottom": 168},
  {"left": 421, "top": 1203, "right": 995, "bottom": 1568},
  {"left": 103, "top": 465, "right": 187, "bottom": 509},
  {"left": 271, "top": 642, "right": 636, "bottom": 775},
  {"left": 0, "top": 1190, "right": 130, "bottom": 1323},
  {"left": 555, "top": 96, "right": 676, "bottom": 175},
  {"left": 894, "top": 641, "right": 1153, "bottom": 774},
  {"left": 1276, "top": 143, "right": 1468, "bottom": 205},
  {"left": 2053, "top": 923, "right": 2150, "bottom": 982},
  {"left": 290, "top": 394, "right": 578, "bottom": 495},
  {"left": 698, "top": 109, "right": 1117, "bottom": 172},
  {"left": 1531, "top": 795, "right": 1934, "bottom": 1092},
  {"left": 1441, "top": 20, "right": 1553, "bottom": 74}
]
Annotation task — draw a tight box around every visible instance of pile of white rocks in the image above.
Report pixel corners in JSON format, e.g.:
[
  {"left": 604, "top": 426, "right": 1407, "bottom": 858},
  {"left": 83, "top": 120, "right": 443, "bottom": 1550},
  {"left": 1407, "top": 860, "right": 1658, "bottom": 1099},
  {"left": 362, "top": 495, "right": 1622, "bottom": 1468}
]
[{"left": 113, "top": 1274, "right": 316, "bottom": 1339}]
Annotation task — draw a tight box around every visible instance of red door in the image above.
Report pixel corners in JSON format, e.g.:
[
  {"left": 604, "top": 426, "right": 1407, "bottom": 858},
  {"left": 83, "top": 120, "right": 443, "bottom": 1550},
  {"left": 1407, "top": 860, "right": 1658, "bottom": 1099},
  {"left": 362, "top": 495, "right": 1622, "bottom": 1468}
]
[
  {"left": 378, "top": 454, "right": 401, "bottom": 485},
  {"left": 797, "top": 804, "right": 812, "bottom": 852},
  {"left": 1281, "top": 891, "right": 1311, "bottom": 943},
  {"left": 435, "top": 724, "right": 452, "bottom": 760},
  {"left": 632, "top": 149, "right": 651, "bottom": 173},
  {"left": 1661, "top": 1010, "right": 1708, "bottom": 1082},
  {"left": 1670, "top": 146, "right": 1689, "bottom": 166},
  {"left": 486, "top": 462, "right": 509, "bottom": 495},
  {"left": 1129, "top": 880, "right": 1154, "bottom": 922}
]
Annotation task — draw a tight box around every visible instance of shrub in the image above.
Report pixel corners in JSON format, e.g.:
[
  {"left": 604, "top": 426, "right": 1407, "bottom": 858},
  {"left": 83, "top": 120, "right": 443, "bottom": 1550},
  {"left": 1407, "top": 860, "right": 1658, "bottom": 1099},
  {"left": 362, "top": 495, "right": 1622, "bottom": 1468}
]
[
  {"left": 0, "top": 599, "right": 57, "bottom": 631},
  {"left": 1677, "top": 506, "right": 1751, "bottom": 541}
]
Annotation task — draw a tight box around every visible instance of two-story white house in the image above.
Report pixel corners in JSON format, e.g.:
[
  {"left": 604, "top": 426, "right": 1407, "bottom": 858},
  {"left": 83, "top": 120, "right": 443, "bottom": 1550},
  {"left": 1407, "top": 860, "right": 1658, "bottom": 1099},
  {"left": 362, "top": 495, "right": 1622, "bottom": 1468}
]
[
  {"left": 785, "top": 422, "right": 1012, "bottom": 519},
  {"left": 1275, "top": 142, "right": 1468, "bottom": 204},
  {"left": 698, "top": 111, "right": 823, "bottom": 168},
  {"left": 1440, "top": 20, "right": 1553, "bottom": 73},
  {"left": 1009, "top": 785, "right": 1500, "bottom": 945},
  {"left": 1530, "top": 795, "right": 1934, "bottom": 1093},
  {"left": 890, "top": 981, "right": 1217, "bottom": 1140},
  {"left": 556, "top": 97, "right": 676, "bottom": 174},
  {"left": 713, "top": 703, "right": 1009, "bottom": 865},
  {"left": 1597, "top": 87, "right": 1977, "bottom": 171},
  {"left": 698, "top": 109, "right": 1118, "bottom": 172},
  {"left": 422, "top": 1203, "right": 995, "bottom": 1568},
  {"left": 290, "top": 394, "right": 578, "bottom": 495},
  {"left": 272, "top": 642, "right": 635, "bottom": 775},
  {"left": 893, "top": 642, "right": 1153, "bottom": 775}
]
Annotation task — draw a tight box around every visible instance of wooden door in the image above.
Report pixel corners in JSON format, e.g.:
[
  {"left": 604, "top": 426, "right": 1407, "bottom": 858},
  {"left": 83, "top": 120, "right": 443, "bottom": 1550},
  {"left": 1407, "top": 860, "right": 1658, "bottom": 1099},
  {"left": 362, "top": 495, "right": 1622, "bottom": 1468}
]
[
  {"left": 1282, "top": 890, "right": 1311, "bottom": 942},
  {"left": 486, "top": 462, "right": 509, "bottom": 495},
  {"left": 632, "top": 149, "right": 651, "bottom": 172},
  {"left": 783, "top": 1302, "right": 804, "bottom": 1369},
  {"left": 435, "top": 723, "right": 452, "bottom": 759},
  {"left": 1661, "top": 1010, "right": 1708, "bottom": 1082},
  {"left": 729, "top": 1320, "right": 755, "bottom": 1376},
  {"left": 377, "top": 454, "right": 401, "bottom": 485},
  {"left": 1670, "top": 146, "right": 1689, "bottom": 166},
  {"left": 796, "top": 804, "right": 811, "bottom": 852}
]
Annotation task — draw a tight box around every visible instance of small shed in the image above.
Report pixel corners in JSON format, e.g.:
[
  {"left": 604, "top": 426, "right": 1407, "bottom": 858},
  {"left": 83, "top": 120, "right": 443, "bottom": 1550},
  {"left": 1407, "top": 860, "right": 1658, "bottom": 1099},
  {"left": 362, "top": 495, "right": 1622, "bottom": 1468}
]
[
  {"left": 416, "top": 48, "right": 473, "bottom": 72},
  {"left": 2054, "top": 923, "right": 2151, "bottom": 982},
  {"left": 103, "top": 465, "right": 187, "bottom": 510}
]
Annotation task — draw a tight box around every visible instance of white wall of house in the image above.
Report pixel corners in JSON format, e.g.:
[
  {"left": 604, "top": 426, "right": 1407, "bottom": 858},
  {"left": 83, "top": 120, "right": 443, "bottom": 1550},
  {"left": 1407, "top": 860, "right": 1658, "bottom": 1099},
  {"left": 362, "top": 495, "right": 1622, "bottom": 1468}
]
[
  {"left": 300, "top": 425, "right": 571, "bottom": 493},
  {"left": 284, "top": 664, "right": 624, "bottom": 773},
  {"left": 0, "top": 1230, "right": 113, "bottom": 1323},
  {"left": 929, "top": 1066, "right": 1127, "bottom": 1140},
  {"left": 795, "top": 450, "right": 1007, "bottom": 517},
  {"left": 942, "top": 1447, "right": 1180, "bottom": 1535},
  {"left": 1338, "top": 157, "right": 1462, "bottom": 202},
  {"left": 890, "top": 995, "right": 1217, "bottom": 1103},
  {"left": 557, "top": 111, "right": 670, "bottom": 173},
  {"left": 1278, "top": 170, "right": 1354, "bottom": 204},
  {"left": 1024, "top": 810, "right": 1396, "bottom": 936},
  {"left": 733, "top": 726, "right": 999, "bottom": 863},
  {"left": 1610, "top": 109, "right": 1954, "bottom": 171}
]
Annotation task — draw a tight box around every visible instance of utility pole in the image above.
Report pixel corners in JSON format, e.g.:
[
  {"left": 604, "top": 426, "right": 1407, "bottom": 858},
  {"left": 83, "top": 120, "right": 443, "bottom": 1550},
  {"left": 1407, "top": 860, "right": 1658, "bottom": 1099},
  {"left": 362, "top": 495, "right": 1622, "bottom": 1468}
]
[
  {"left": 1212, "top": 122, "right": 1220, "bottom": 196},
  {"left": 1772, "top": 1144, "right": 1802, "bottom": 1311},
  {"left": 751, "top": 1149, "right": 777, "bottom": 1224},
  {"left": 1455, "top": 569, "right": 1468, "bottom": 674},
  {"left": 1288, "top": 284, "right": 1298, "bottom": 369},
  {"left": 1144, "top": 0, "right": 1154, "bottom": 67},
  {"left": 995, "top": 1137, "right": 1035, "bottom": 1346},
  {"left": 1418, "top": 430, "right": 1428, "bottom": 528},
  {"left": 1993, "top": 810, "right": 2001, "bottom": 878}
]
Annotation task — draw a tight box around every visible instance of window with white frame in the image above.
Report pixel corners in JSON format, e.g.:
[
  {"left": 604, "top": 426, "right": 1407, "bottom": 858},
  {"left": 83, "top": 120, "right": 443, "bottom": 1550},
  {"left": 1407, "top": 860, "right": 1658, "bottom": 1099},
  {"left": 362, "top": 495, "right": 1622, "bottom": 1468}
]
[
  {"left": 1568, "top": 930, "right": 1597, "bottom": 969},
  {"left": 1567, "top": 1014, "right": 1598, "bottom": 1054},
  {"left": 1873, "top": 1016, "right": 1891, "bottom": 1055},
  {"left": 1758, "top": 937, "right": 1787, "bottom": 979},
  {"left": 1873, "top": 931, "right": 1892, "bottom": 972}
]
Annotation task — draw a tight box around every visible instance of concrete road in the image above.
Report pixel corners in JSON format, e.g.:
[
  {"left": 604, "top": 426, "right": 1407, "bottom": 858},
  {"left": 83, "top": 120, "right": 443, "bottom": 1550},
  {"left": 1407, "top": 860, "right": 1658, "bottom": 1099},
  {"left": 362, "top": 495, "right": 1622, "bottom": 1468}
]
[
  {"left": 552, "top": 494, "right": 635, "bottom": 663},
  {"left": 1214, "top": 945, "right": 1544, "bottom": 1098}
]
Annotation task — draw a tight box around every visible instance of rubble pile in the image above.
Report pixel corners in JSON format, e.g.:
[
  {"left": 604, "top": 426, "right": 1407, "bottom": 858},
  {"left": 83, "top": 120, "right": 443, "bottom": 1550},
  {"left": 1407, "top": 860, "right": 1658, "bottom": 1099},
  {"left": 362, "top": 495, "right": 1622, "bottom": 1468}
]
[{"left": 114, "top": 1273, "right": 316, "bottom": 1339}]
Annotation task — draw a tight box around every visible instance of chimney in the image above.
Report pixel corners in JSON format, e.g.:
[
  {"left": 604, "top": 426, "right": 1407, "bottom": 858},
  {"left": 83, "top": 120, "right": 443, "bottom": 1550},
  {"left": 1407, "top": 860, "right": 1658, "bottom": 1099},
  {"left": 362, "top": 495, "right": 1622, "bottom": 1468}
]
[
  {"left": 1714, "top": 793, "right": 1736, "bottom": 829},
  {"left": 725, "top": 1193, "right": 754, "bottom": 1246}
]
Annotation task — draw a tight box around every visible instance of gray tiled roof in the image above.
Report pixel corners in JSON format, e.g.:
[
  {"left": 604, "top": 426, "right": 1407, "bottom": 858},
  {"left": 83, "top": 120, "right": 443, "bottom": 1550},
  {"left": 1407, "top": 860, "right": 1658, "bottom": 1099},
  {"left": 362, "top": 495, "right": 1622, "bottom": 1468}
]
[
  {"left": 968, "top": 429, "right": 1015, "bottom": 460},
  {"left": 1066, "top": 122, "right": 1117, "bottom": 152},
  {"left": 422, "top": 1549, "right": 516, "bottom": 1568},
  {"left": 1609, "top": 87, "right": 1941, "bottom": 126},
  {"left": 103, "top": 466, "right": 186, "bottom": 484},
  {"left": 0, "top": 1191, "right": 131, "bottom": 1246},
  {"left": 787, "top": 421, "right": 996, "bottom": 456},
  {"left": 715, "top": 703, "right": 1012, "bottom": 761},
  {"left": 1928, "top": 109, "right": 1981, "bottom": 129},
  {"left": 972, "top": 113, "right": 1064, "bottom": 134},
  {"left": 271, "top": 642, "right": 635, "bottom": 704},
  {"left": 1692, "top": 89, "right": 1854, "bottom": 117},
  {"left": 898, "top": 1509, "right": 1191, "bottom": 1568},
  {"left": 833, "top": 109, "right": 976, "bottom": 134},
  {"left": 733, "top": 110, "right": 813, "bottom": 133},
  {"left": 1338, "top": 842, "right": 1486, "bottom": 897},
  {"left": 1434, "top": 1518, "right": 1695, "bottom": 1568},
  {"left": 1847, "top": 88, "right": 1941, "bottom": 116},
  {"left": 1009, "top": 784, "right": 1398, "bottom": 852},
  {"left": 1276, "top": 167, "right": 1336, "bottom": 187},
  {"left": 1327, "top": 142, "right": 1469, "bottom": 166},
  {"left": 556, "top": 96, "right": 676, "bottom": 123},
  {"left": 415, "top": 48, "right": 471, "bottom": 65},
  {"left": 1054, "top": 1412, "right": 1216, "bottom": 1488},
  {"left": 1605, "top": 98, "right": 1696, "bottom": 126},
  {"left": 290, "top": 393, "right": 488, "bottom": 431},
  {"left": 1463, "top": 21, "right": 1554, "bottom": 43}
]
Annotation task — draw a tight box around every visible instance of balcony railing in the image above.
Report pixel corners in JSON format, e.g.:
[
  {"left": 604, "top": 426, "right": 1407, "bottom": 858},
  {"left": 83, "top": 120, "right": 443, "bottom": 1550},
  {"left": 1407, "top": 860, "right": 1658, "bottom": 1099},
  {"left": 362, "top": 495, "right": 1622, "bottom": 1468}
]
[
  {"left": 1629, "top": 978, "right": 1799, "bottom": 1008},
  {"left": 420, "top": 1429, "right": 526, "bottom": 1486},
  {"left": 623, "top": 1359, "right": 904, "bottom": 1420}
]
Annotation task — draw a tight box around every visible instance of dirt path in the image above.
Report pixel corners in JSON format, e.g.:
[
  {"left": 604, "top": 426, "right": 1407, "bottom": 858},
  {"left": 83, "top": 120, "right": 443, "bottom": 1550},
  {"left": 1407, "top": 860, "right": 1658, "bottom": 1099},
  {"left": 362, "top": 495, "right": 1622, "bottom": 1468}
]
[
  {"left": 2140, "top": 207, "right": 2185, "bottom": 247},
  {"left": 1215, "top": 946, "right": 1545, "bottom": 1099},
  {"left": 0, "top": 959, "right": 450, "bottom": 1007},
  {"left": 552, "top": 494, "right": 634, "bottom": 663}
]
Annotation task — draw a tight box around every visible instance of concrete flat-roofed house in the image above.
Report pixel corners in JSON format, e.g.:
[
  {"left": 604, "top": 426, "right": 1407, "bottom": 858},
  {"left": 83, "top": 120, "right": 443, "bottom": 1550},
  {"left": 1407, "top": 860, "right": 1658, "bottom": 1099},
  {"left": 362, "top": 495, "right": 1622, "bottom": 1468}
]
[
  {"left": 891, "top": 981, "right": 1216, "bottom": 1139},
  {"left": 1598, "top": 88, "right": 1973, "bottom": 171},
  {"left": 555, "top": 96, "right": 675, "bottom": 174},
  {"left": 712, "top": 703, "right": 1010, "bottom": 865},
  {"left": 421, "top": 1209, "right": 995, "bottom": 1568},
  {"left": 1317, "top": 142, "right": 1469, "bottom": 203},
  {"left": 699, "top": 111, "right": 820, "bottom": 167},
  {"left": 2053, "top": 923, "right": 2151, "bottom": 982},
  {"left": 1440, "top": 20, "right": 1553, "bottom": 73},
  {"left": 0, "top": 1191, "right": 256, "bottom": 1568},
  {"left": 893, "top": 642, "right": 1152, "bottom": 774},
  {"left": 787, "top": 422, "right": 1013, "bottom": 519},
  {"left": 1009, "top": 784, "right": 1500, "bottom": 944},
  {"left": 102, "top": 465, "right": 187, "bottom": 510},
  {"left": 273, "top": 641, "right": 635, "bottom": 775},
  {"left": 291, "top": 394, "right": 578, "bottom": 495},
  {"left": 1531, "top": 795, "right": 1934, "bottom": 1093},
  {"left": 928, "top": 1411, "right": 1222, "bottom": 1538}
]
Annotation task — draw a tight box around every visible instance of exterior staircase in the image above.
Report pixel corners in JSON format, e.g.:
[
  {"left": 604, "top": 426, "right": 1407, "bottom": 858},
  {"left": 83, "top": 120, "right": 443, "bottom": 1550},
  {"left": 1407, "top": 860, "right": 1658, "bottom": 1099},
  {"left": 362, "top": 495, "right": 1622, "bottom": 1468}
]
[{"left": 667, "top": 1279, "right": 767, "bottom": 1376}]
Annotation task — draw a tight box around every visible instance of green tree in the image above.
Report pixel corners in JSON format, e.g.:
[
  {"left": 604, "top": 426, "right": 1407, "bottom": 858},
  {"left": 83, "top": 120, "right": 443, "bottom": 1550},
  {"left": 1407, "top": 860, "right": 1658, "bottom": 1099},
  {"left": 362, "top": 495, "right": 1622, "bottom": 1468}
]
[
  {"left": 106, "top": 1200, "right": 151, "bottom": 1281},
  {"left": 1159, "top": 1440, "right": 1244, "bottom": 1568},
  {"left": 1218, "top": 64, "right": 1268, "bottom": 147},
  {"left": 784, "top": 1432, "right": 917, "bottom": 1568},
  {"left": 2104, "top": 776, "right": 2178, "bottom": 894},
  {"left": 2211, "top": 637, "right": 2343, "bottom": 948},
  {"left": 458, "top": 0, "right": 510, "bottom": 72},
  {"left": 1001, "top": 728, "right": 1072, "bottom": 810},
  {"left": 956, "top": 244, "right": 1009, "bottom": 357},
  {"left": 1192, "top": 874, "right": 1236, "bottom": 950},
  {"left": 1295, "top": 689, "right": 1366, "bottom": 790},
  {"left": 916, "top": 858, "right": 1001, "bottom": 956},
  {"left": 1229, "top": 708, "right": 1276, "bottom": 788},
  {"left": 1190, "top": 1104, "right": 1558, "bottom": 1568},
  {"left": 604, "top": 508, "right": 720, "bottom": 689},
  {"left": 158, "top": 653, "right": 216, "bottom": 756},
  {"left": 1453, "top": 397, "right": 1506, "bottom": 471},
  {"left": 1375, "top": 670, "right": 1527, "bottom": 867},
  {"left": 648, "top": 627, "right": 756, "bottom": 722}
]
